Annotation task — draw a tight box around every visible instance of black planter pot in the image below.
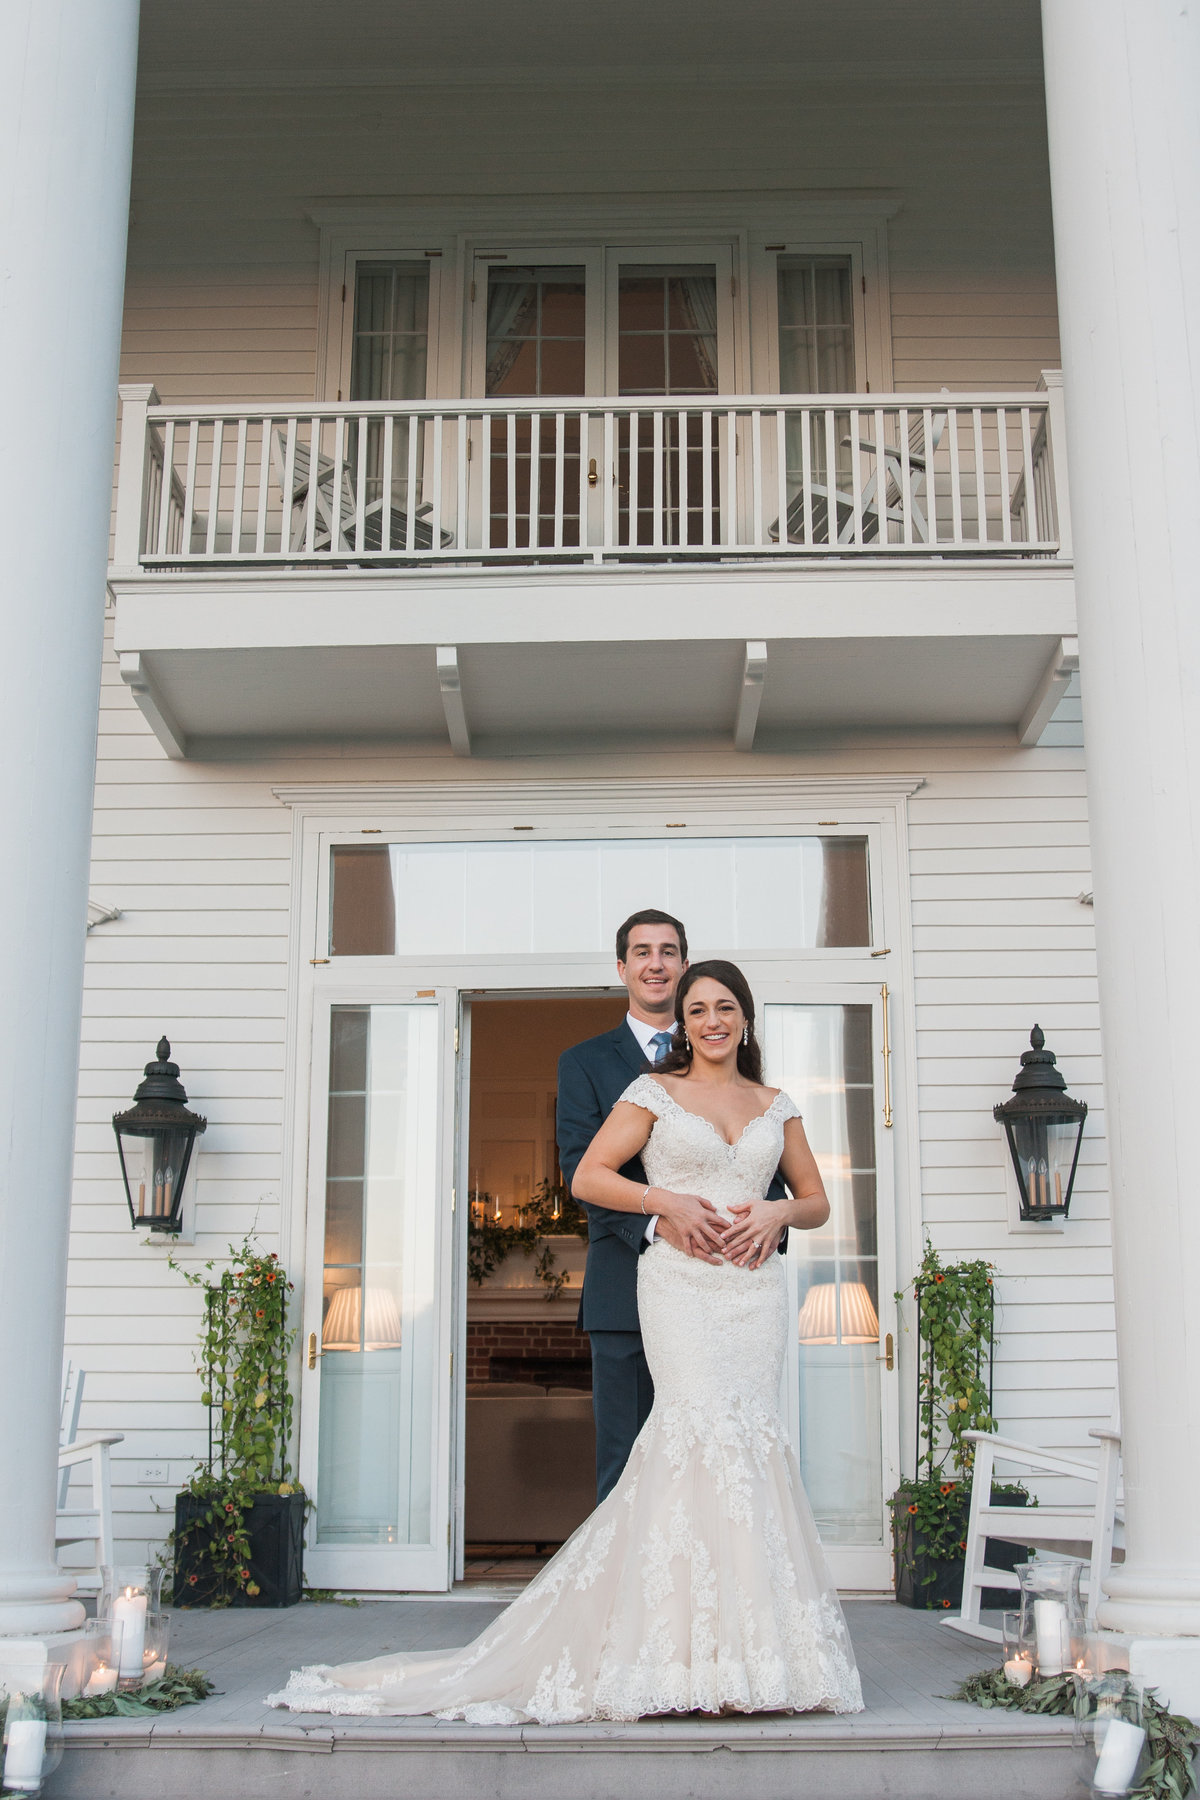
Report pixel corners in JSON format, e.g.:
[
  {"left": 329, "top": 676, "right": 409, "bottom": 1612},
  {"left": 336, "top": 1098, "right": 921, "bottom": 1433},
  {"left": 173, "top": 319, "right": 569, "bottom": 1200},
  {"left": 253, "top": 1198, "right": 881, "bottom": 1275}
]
[
  {"left": 892, "top": 1485, "right": 1029, "bottom": 1611},
  {"left": 173, "top": 1490, "right": 305, "bottom": 1607}
]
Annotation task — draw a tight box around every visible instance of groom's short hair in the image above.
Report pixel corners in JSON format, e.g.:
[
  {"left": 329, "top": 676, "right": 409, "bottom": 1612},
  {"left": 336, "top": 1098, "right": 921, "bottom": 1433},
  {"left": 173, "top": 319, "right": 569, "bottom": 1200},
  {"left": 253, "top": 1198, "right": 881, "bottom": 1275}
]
[{"left": 615, "top": 909, "right": 688, "bottom": 963}]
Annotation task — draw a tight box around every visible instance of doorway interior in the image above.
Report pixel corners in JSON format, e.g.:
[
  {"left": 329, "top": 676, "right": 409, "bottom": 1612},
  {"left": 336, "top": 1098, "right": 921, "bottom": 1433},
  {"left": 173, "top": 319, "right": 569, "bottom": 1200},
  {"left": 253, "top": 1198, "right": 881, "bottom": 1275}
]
[{"left": 461, "top": 993, "right": 623, "bottom": 1581}]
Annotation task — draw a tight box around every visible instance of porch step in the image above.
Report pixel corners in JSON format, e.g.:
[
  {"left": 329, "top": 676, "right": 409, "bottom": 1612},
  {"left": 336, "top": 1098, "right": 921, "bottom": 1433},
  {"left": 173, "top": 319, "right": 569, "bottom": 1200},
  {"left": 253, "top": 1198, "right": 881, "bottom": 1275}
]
[
  {"left": 54, "top": 1710, "right": 1082, "bottom": 1800},
  {"left": 47, "top": 1599, "right": 1085, "bottom": 1800}
]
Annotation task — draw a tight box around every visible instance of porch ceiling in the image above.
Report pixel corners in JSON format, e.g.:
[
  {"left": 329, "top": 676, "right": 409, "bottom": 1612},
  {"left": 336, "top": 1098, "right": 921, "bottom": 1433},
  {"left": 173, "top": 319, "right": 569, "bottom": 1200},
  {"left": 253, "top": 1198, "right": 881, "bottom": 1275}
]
[
  {"left": 110, "top": 563, "right": 1076, "bottom": 756},
  {"left": 137, "top": 0, "right": 1044, "bottom": 87}
]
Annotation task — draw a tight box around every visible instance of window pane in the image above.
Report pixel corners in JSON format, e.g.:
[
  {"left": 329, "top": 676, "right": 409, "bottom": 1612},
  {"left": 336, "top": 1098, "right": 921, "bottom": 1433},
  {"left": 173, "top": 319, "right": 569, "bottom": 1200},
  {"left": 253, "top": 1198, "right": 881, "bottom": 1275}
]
[
  {"left": 765, "top": 1001, "right": 883, "bottom": 1546},
  {"left": 618, "top": 266, "right": 718, "bottom": 397},
  {"left": 778, "top": 256, "right": 854, "bottom": 395},
  {"left": 350, "top": 262, "right": 430, "bottom": 402},
  {"left": 318, "top": 1004, "right": 440, "bottom": 1547},
  {"left": 485, "top": 267, "right": 587, "bottom": 398},
  {"left": 329, "top": 837, "right": 871, "bottom": 956}
]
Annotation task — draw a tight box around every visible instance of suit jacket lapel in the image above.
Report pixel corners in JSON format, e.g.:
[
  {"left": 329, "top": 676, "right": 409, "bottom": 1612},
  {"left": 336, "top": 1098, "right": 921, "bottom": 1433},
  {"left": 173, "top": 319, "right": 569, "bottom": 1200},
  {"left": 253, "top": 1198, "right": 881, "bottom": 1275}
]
[{"left": 609, "top": 1020, "right": 649, "bottom": 1082}]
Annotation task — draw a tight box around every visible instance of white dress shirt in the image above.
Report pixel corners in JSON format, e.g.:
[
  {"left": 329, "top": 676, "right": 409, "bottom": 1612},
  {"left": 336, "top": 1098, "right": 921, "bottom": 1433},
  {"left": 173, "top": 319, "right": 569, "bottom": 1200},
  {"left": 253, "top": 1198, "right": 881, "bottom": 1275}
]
[{"left": 625, "top": 1013, "right": 674, "bottom": 1243}]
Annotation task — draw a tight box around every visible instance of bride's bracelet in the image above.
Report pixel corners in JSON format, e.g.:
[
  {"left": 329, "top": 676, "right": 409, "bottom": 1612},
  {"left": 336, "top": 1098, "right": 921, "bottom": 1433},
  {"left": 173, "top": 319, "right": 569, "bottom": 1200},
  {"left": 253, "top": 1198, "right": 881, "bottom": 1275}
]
[{"left": 640, "top": 1186, "right": 653, "bottom": 1214}]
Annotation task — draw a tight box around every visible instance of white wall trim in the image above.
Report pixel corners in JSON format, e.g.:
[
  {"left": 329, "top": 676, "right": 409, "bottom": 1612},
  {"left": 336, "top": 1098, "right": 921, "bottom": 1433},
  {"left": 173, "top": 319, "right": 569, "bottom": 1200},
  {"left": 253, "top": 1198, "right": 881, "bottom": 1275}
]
[{"left": 272, "top": 773, "right": 926, "bottom": 817}]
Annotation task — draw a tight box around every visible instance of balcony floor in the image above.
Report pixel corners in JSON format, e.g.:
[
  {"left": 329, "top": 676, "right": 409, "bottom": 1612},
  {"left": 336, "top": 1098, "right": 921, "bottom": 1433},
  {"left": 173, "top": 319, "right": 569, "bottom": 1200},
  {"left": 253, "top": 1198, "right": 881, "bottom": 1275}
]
[{"left": 54, "top": 1597, "right": 1083, "bottom": 1800}]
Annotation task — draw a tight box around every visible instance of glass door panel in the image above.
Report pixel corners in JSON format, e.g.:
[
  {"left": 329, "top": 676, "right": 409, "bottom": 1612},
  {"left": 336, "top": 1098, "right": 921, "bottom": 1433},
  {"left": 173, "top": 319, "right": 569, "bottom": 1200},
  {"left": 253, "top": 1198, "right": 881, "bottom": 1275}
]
[
  {"left": 764, "top": 1000, "right": 894, "bottom": 1583},
  {"left": 613, "top": 263, "right": 720, "bottom": 548},
  {"left": 302, "top": 996, "right": 452, "bottom": 1590},
  {"left": 485, "top": 265, "right": 589, "bottom": 549}
]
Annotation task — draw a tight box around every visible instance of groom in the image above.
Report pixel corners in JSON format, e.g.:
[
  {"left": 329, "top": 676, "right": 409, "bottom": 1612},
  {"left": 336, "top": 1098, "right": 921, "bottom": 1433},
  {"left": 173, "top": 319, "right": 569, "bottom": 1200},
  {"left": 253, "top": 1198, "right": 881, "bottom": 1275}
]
[{"left": 556, "top": 909, "right": 693, "bottom": 1502}]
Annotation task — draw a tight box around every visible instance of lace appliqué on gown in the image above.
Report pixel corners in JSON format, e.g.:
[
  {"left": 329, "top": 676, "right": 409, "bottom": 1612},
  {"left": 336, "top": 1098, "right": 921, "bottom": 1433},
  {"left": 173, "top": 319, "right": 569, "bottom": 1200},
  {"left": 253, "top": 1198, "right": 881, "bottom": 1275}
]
[{"left": 267, "top": 1073, "right": 863, "bottom": 1723}]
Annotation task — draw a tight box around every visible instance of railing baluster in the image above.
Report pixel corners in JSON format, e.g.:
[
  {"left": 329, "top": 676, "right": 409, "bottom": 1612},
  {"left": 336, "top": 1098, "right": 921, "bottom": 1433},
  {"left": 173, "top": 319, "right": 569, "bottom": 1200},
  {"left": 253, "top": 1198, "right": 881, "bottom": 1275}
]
[
  {"left": 305, "top": 416, "right": 323, "bottom": 553},
  {"left": 230, "top": 417, "right": 247, "bottom": 557},
  {"left": 775, "top": 408, "right": 788, "bottom": 552},
  {"left": 800, "top": 406, "right": 813, "bottom": 546},
  {"left": 407, "top": 414, "right": 421, "bottom": 553},
  {"left": 1020, "top": 405, "right": 1037, "bottom": 543},
  {"left": 997, "top": 406, "right": 1013, "bottom": 544},
  {"left": 702, "top": 408, "right": 714, "bottom": 550},
  {"left": 353, "top": 413, "right": 368, "bottom": 554},
  {"left": 330, "top": 415, "right": 345, "bottom": 553},
  {"left": 898, "top": 407, "right": 913, "bottom": 547},
  {"left": 528, "top": 412, "right": 541, "bottom": 551},
  {"left": 651, "top": 410, "right": 664, "bottom": 550},
  {"left": 628, "top": 412, "right": 641, "bottom": 549},
  {"left": 676, "top": 409, "right": 689, "bottom": 548},
  {"left": 554, "top": 412, "right": 566, "bottom": 549},
  {"left": 205, "top": 419, "right": 223, "bottom": 557},
  {"left": 750, "top": 409, "right": 764, "bottom": 547},
  {"left": 603, "top": 411, "right": 616, "bottom": 550},
  {"left": 431, "top": 412, "right": 444, "bottom": 549},
  {"left": 823, "top": 409, "right": 837, "bottom": 545},
  {"left": 156, "top": 419, "right": 176, "bottom": 556},
  {"left": 849, "top": 406, "right": 863, "bottom": 546},
  {"left": 972, "top": 406, "right": 987, "bottom": 544},
  {"left": 280, "top": 418, "right": 298, "bottom": 555},
  {"left": 255, "top": 417, "right": 271, "bottom": 556},
  {"left": 181, "top": 419, "right": 199, "bottom": 558},
  {"left": 948, "top": 407, "right": 963, "bottom": 544},
  {"left": 505, "top": 412, "right": 517, "bottom": 550},
  {"left": 381, "top": 412, "right": 394, "bottom": 554},
  {"left": 923, "top": 407, "right": 937, "bottom": 547}
]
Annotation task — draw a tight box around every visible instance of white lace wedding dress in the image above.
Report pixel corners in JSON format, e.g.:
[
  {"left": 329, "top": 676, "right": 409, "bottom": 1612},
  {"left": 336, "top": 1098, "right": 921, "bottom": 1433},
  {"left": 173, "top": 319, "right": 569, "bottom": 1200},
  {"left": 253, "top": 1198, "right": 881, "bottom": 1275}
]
[{"left": 268, "top": 1074, "right": 863, "bottom": 1724}]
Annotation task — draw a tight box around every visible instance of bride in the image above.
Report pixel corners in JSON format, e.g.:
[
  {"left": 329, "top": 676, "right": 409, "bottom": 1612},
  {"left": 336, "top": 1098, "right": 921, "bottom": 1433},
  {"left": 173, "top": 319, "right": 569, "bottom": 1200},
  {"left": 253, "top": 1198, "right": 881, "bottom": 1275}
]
[{"left": 269, "top": 959, "right": 863, "bottom": 1724}]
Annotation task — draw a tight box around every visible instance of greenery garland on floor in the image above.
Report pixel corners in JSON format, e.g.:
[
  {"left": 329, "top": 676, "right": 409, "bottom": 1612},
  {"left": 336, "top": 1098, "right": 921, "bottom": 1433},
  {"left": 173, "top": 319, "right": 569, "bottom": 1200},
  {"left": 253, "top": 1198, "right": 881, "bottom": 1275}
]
[
  {"left": 949, "top": 1667, "right": 1199, "bottom": 1800},
  {"left": 61, "top": 1667, "right": 215, "bottom": 1721}
]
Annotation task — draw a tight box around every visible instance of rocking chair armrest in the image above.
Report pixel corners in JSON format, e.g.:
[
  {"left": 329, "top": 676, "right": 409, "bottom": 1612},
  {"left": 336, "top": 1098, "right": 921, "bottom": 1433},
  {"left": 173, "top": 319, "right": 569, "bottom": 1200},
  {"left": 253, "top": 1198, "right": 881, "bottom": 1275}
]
[
  {"left": 839, "top": 435, "right": 930, "bottom": 468},
  {"left": 59, "top": 1432, "right": 124, "bottom": 1465},
  {"left": 1088, "top": 1428, "right": 1122, "bottom": 1445}
]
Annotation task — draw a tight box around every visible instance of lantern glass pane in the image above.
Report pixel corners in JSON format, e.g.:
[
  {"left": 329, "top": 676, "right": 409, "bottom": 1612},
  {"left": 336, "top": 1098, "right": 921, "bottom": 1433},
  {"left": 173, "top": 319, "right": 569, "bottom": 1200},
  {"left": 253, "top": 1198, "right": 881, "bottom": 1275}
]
[
  {"left": 1007, "top": 1112, "right": 1079, "bottom": 1213},
  {"left": 135, "top": 1129, "right": 191, "bottom": 1223}
]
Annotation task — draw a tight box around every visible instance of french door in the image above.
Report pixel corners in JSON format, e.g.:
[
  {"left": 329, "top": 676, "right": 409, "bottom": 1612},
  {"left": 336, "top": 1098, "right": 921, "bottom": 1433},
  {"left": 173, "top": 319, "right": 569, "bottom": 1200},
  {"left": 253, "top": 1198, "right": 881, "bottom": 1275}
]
[
  {"left": 298, "top": 986, "right": 459, "bottom": 1591},
  {"left": 761, "top": 984, "right": 900, "bottom": 1591}
]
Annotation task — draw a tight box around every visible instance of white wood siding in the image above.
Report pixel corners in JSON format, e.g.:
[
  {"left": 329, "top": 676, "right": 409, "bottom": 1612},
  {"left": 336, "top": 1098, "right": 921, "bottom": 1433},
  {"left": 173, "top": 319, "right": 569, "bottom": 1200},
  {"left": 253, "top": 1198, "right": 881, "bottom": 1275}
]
[{"left": 68, "top": 634, "right": 1108, "bottom": 1559}]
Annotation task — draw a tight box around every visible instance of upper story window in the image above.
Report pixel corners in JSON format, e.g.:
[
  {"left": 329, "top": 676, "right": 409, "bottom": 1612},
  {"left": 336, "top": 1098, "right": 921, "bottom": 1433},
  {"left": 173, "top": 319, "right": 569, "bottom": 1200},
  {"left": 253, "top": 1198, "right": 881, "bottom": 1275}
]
[
  {"left": 616, "top": 267, "right": 718, "bottom": 397},
  {"left": 777, "top": 256, "right": 854, "bottom": 394},
  {"left": 485, "top": 266, "right": 588, "bottom": 397},
  {"left": 350, "top": 262, "right": 431, "bottom": 400}
]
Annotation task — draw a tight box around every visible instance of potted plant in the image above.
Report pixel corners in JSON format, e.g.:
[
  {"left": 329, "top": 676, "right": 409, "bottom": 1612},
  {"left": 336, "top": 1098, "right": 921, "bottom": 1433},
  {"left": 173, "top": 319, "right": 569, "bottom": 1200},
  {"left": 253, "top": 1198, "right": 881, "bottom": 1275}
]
[
  {"left": 890, "top": 1242, "right": 1029, "bottom": 1609},
  {"left": 467, "top": 1176, "right": 589, "bottom": 1301},
  {"left": 169, "top": 1236, "right": 304, "bottom": 1607}
]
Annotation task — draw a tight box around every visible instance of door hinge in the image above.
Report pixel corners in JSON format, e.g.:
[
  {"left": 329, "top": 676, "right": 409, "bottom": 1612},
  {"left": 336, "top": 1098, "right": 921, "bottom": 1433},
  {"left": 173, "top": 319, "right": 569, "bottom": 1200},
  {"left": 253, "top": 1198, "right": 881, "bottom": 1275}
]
[
  {"left": 449, "top": 1351, "right": 454, "bottom": 1379},
  {"left": 451, "top": 1186, "right": 456, "bottom": 1213},
  {"left": 466, "top": 438, "right": 472, "bottom": 461},
  {"left": 454, "top": 1026, "right": 460, "bottom": 1054},
  {"left": 861, "top": 274, "right": 867, "bottom": 294},
  {"left": 730, "top": 274, "right": 737, "bottom": 298},
  {"left": 470, "top": 278, "right": 477, "bottom": 303},
  {"left": 342, "top": 283, "right": 347, "bottom": 304}
]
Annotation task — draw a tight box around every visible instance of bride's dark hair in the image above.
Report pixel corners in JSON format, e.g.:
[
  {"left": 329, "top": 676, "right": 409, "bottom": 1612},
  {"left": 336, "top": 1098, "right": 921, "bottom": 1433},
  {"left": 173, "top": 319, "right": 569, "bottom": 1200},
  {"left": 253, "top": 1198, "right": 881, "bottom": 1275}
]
[{"left": 656, "top": 959, "right": 764, "bottom": 1084}]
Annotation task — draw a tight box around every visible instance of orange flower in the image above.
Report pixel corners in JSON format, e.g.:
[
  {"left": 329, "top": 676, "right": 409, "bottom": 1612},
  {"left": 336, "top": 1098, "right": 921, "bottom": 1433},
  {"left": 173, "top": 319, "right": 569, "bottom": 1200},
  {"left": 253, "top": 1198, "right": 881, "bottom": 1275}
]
[
  {"left": 255, "top": 1307, "right": 265, "bottom": 1318},
  {"left": 940, "top": 1483, "right": 956, "bottom": 1495},
  {"left": 187, "top": 1573, "right": 198, "bottom": 1585},
  {"left": 934, "top": 1273, "right": 945, "bottom": 1284},
  {"left": 907, "top": 1503, "right": 919, "bottom": 1515},
  {"left": 942, "top": 1598, "right": 952, "bottom": 1609},
  {"left": 958, "top": 1541, "right": 967, "bottom": 1551}
]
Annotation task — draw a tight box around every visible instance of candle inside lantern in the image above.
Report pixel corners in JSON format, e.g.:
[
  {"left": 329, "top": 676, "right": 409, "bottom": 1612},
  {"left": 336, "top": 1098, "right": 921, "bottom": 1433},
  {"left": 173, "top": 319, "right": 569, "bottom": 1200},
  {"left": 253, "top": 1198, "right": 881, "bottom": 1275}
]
[
  {"left": 1034, "top": 1597, "right": 1067, "bottom": 1674},
  {"left": 1054, "top": 1169, "right": 1063, "bottom": 1207},
  {"left": 113, "top": 1587, "right": 147, "bottom": 1675},
  {"left": 1093, "top": 1717, "right": 1146, "bottom": 1794},
  {"left": 1003, "top": 1656, "right": 1032, "bottom": 1687},
  {"left": 83, "top": 1663, "right": 119, "bottom": 1697},
  {"left": 3, "top": 1719, "right": 47, "bottom": 1792}
]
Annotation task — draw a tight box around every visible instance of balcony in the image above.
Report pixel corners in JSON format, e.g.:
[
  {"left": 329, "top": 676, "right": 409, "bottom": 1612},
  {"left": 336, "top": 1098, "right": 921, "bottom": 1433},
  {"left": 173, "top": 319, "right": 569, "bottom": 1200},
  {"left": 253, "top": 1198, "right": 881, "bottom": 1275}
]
[{"left": 109, "top": 382, "right": 1076, "bottom": 757}]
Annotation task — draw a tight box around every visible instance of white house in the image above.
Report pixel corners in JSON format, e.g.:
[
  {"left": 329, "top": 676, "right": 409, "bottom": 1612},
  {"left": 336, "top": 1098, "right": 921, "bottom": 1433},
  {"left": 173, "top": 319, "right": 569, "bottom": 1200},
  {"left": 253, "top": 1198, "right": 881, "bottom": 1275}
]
[{"left": 2, "top": 0, "right": 1198, "bottom": 1705}]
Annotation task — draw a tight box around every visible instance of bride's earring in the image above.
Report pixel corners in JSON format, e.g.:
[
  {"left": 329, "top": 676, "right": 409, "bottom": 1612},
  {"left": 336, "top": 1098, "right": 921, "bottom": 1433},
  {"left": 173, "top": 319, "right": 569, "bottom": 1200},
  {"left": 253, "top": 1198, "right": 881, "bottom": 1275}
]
[
  {"left": 684, "top": 1032, "right": 692, "bottom": 1054},
  {"left": 742, "top": 1025, "right": 749, "bottom": 1046}
]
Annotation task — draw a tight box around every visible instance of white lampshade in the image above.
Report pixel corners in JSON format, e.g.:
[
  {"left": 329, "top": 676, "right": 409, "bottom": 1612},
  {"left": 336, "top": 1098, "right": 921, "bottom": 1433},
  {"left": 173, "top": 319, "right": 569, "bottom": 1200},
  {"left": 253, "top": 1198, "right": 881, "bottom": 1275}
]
[
  {"left": 797, "top": 1279, "right": 880, "bottom": 1345},
  {"left": 322, "top": 1285, "right": 402, "bottom": 1350}
]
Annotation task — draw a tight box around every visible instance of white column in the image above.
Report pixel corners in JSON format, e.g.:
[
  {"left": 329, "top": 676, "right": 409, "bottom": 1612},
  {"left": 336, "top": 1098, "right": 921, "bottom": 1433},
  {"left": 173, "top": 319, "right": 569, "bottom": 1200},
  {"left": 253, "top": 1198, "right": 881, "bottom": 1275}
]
[
  {"left": 1041, "top": 2, "right": 1200, "bottom": 1639},
  {"left": 0, "top": 0, "right": 140, "bottom": 1635}
]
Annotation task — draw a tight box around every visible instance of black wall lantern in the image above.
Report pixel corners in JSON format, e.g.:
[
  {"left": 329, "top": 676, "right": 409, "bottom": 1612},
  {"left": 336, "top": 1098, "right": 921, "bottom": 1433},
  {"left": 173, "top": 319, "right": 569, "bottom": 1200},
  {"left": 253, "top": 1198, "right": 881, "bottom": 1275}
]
[
  {"left": 113, "top": 1038, "right": 207, "bottom": 1235},
  {"left": 994, "top": 1025, "right": 1087, "bottom": 1221}
]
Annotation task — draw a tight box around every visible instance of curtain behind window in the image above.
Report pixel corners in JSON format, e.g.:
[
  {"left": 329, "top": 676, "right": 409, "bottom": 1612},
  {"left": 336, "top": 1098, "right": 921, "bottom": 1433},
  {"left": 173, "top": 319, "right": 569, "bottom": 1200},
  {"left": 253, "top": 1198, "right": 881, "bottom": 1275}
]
[{"left": 777, "top": 258, "right": 853, "bottom": 394}]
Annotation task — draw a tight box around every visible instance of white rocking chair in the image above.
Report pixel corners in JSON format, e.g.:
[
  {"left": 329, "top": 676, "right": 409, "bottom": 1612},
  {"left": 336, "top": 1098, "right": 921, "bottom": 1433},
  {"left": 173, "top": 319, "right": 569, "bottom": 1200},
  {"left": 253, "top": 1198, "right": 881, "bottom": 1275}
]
[
  {"left": 272, "top": 430, "right": 449, "bottom": 554},
  {"left": 56, "top": 1364, "right": 124, "bottom": 1593},
  {"left": 944, "top": 1408, "right": 1123, "bottom": 1642},
  {"left": 770, "top": 404, "right": 948, "bottom": 547}
]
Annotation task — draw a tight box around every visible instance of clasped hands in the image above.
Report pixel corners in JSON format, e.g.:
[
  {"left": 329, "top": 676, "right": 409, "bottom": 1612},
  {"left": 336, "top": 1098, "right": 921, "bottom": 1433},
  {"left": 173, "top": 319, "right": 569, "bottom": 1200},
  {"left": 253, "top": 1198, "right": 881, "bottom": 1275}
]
[{"left": 651, "top": 1188, "right": 784, "bottom": 1271}]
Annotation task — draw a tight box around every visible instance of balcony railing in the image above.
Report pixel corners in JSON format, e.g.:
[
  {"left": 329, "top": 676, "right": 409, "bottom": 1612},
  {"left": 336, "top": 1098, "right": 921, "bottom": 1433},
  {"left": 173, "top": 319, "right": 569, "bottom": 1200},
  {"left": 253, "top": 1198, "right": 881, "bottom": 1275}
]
[{"left": 113, "top": 381, "right": 1068, "bottom": 573}]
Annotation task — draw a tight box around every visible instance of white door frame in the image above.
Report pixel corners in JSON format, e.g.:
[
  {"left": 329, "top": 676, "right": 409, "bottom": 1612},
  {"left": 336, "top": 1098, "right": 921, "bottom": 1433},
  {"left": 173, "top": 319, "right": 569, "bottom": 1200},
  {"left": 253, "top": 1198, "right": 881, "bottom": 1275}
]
[{"left": 277, "top": 775, "right": 923, "bottom": 1593}]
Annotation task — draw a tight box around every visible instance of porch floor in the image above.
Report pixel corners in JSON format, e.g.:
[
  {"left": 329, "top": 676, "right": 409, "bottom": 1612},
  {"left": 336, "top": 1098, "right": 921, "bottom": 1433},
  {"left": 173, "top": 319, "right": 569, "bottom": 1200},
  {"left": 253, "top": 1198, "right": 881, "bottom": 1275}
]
[{"left": 52, "top": 1597, "right": 1084, "bottom": 1800}]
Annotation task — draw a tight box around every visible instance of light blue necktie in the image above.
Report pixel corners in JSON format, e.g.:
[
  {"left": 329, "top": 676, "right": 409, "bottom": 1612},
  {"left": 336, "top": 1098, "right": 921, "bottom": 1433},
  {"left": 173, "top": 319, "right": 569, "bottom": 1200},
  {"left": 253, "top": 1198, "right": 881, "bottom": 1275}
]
[{"left": 649, "top": 1031, "right": 674, "bottom": 1063}]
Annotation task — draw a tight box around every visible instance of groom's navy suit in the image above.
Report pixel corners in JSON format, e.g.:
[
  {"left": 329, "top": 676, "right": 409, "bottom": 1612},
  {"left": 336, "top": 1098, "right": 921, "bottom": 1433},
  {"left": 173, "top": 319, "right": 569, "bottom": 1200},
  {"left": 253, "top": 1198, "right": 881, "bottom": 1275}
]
[{"left": 557, "top": 1020, "right": 788, "bottom": 1502}]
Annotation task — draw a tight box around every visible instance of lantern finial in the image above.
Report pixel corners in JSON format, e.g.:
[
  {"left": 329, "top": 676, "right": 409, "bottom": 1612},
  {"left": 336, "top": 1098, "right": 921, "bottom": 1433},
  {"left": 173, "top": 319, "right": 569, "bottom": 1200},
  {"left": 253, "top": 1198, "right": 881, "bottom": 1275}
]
[{"left": 1030, "top": 1023, "right": 1044, "bottom": 1051}]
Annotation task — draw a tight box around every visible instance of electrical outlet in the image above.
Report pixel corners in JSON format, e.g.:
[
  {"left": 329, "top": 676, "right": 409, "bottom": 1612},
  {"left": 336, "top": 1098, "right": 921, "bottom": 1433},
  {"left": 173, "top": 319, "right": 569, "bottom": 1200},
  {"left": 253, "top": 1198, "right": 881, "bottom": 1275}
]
[{"left": 137, "top": 1463, "right": 169, "bottom": 1485}]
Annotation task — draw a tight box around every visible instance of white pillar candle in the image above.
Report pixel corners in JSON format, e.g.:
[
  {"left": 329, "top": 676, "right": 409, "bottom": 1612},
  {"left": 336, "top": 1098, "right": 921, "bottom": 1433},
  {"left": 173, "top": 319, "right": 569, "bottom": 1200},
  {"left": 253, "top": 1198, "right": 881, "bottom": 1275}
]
[
  {"left": 1093, "top": 1717, "right": 1146, "bottom": 1794},
  {"left": 1003, "top": 1656, "right": 1033, "bottom": 1687},
  {"left": 3, "top": 1718, "right": 47, "bottom": 1791},
  {"left": 143, "top": 1659, "right": 167, "bottom": 1683},
  {"left": 113, "top": 1588, "right": 147, "bottom": 1675},
  {"left": 1034, "top": 1597, "right": 1067, "bottom": 1674},
  {"left": 83, "top": 1663, "right": 119, "bottom": 1697}
]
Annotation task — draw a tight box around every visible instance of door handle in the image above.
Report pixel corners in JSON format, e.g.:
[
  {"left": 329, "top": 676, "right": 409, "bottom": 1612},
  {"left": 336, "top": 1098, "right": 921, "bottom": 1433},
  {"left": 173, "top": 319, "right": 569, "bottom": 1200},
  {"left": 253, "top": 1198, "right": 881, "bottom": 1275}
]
[
  {"left": 588, "top": 458, "right": 598, "bottom": 487},
  {"left": 307, "top": 1331, "right": 319, "bottom": 1369},
  {"left": 876, "top": 1332, "right": 894, "bottom": 1372}
]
